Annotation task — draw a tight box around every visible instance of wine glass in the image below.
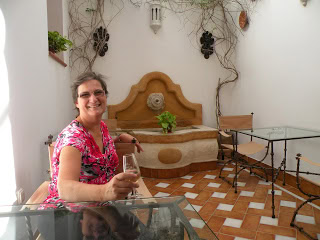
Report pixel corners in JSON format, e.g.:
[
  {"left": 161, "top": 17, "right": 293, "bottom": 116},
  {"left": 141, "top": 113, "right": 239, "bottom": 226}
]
[{"left": 123, "top": 153, "right": 141, "bottom": 198}]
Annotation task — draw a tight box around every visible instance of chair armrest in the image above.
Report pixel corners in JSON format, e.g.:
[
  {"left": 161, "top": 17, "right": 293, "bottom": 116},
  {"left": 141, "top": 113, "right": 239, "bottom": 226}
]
[{"left": 219, "top": 130, "right": 231, "bottom": 138}]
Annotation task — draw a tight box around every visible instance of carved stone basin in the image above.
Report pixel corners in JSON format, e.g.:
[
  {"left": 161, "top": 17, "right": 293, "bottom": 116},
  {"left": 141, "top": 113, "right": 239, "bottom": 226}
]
[{"left": 132, "top": 125, "right": 218, "bottom": 178}]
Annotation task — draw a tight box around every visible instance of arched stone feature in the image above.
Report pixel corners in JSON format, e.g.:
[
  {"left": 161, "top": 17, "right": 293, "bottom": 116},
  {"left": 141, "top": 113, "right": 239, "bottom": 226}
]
[
  {"left": 107, "top": 72, "right": 202, "bottom": 129},
  {"left": 158, "top": 148, "right": 182, "bottom": 164}
]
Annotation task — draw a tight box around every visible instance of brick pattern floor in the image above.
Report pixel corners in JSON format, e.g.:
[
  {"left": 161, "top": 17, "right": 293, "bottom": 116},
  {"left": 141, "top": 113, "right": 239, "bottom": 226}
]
[{"left": 142, "top": 163, "right": 320, "bottom": 240}]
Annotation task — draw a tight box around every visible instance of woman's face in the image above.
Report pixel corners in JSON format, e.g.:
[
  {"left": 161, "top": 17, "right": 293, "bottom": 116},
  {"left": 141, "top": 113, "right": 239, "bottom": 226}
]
[{"left": 75, "top": 79, "right": 107, "bottom": 119}]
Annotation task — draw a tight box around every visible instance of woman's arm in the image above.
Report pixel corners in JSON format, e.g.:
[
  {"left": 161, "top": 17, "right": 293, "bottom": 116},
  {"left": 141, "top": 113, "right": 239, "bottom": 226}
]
[
  {"left": 57, "top": 146, "right": 139, "bottom": 202},
  {"left": 113, "top": 133, "right": 144, "bottom": 153}
]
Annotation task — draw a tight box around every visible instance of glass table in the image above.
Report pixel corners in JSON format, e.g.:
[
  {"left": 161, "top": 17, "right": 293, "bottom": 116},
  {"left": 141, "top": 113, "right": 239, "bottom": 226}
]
[
  {"left": 0, "top": 196, "right": 218, "bottom": 240},
  {"left": 234, "top": 126, "right": 320, "bottom": 218}
]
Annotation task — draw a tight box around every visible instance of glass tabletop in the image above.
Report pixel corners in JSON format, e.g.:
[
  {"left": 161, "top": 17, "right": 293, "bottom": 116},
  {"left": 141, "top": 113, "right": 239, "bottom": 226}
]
[
  {"left": 236, "top": 126, "right": 320, "bottom": 141},
  {"left": 0, "top": 196, "right": 217, "bottom": 240}
]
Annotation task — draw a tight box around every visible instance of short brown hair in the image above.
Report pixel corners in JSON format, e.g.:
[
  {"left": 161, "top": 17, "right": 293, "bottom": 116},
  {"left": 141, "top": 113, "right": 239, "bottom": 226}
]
[{"left": 71, "top": 72, "right": 108, "bottom": 103}]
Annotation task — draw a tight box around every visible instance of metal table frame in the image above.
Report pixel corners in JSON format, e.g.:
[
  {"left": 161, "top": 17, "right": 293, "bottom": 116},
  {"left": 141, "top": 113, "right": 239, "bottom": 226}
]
[
  {"left": 234, "top": 126, "right": 320, "bottom": 218},
  {"left": 0, "top": 196, "right": 216, "bottom": 240}
]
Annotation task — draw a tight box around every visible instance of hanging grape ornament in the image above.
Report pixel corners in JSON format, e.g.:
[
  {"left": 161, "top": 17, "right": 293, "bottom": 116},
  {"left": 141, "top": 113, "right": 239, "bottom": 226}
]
[
  {"left": 200, "top": 31, "right": 215, "bottom": 59},
  {"left": 93, "top": 26, "right": 110, "bottom": 57}
]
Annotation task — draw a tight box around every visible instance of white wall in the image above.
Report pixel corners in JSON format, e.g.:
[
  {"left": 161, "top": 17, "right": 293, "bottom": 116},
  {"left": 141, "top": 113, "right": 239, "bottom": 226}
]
[
  {"left": 89, "top": 1, "right": 229, "bottom": 127},
  {"left": 0, "top": 0, "right": 73, "bottom": 201},
  {"left": 223, "top": 0, "right": 320, "bottom": 181}
]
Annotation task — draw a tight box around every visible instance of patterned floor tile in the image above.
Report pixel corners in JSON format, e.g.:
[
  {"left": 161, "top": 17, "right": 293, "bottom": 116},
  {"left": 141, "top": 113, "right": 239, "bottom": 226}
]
[
  {"left": 155, "top": 182, "right": 170, "bottom": 188},
  {"left": 212, "top": 192, "right": 227, "bottom": 199},
  {"left": 296, "top": 214, "right": 316, "bottom": 225},
  {"left": 260, "top": 216, "right": 279, "bottom": 226},
  {"left": 280, "top": 200, "right": 296, "bottom": 208},
  {"left": 223, "top": 218, "right": 243, "bottom": 228},
  {"left": 181, "top": 175, "right": 193, "bottom": 179},
  {"left": 184, "top": 204, "right": 202, "bottom": 212},
  {"left": 217, "top": 203, "right": 234, "bottom": 211},
  {"left": 249, "top": 202, "right": 265, "bottom": 210},
  {"left": 240, "top": 191, "right": 255, "bottom": 197},
  {"left": 142, "top": 164, "right": 320, "bottom": 239},
  {"left": 154, "top": 192, "right": 170, "bottom": 197},
  {"left": 189, "top": 218, "right": 206, "bottom": 229}
]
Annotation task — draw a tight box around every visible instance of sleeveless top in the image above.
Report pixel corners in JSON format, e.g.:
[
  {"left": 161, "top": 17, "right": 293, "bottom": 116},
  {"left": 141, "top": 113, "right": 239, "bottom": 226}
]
[{"left": 40, "top": 120, "right": 118, "bottom": 209}]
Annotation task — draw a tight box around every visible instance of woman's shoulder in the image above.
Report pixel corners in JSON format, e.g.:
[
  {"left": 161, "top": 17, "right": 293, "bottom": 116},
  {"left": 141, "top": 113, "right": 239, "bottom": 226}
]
[{"left": 56, "top": 120, "right": 87, "bottom": 144}]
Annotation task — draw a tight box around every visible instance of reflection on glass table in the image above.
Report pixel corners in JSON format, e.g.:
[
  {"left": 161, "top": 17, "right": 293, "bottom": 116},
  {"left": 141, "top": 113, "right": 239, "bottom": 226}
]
[{"left": 0, "top": 196, "right": 217, "bottom": 240}]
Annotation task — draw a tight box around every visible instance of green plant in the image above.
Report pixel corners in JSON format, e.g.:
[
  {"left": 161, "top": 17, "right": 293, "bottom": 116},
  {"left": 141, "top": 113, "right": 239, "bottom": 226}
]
[
  {"left": 156, "top": 111, "right": 177, "bottom": 134},
  {"left": 48, "top": 31, "right": 73, "bottom": 53}
]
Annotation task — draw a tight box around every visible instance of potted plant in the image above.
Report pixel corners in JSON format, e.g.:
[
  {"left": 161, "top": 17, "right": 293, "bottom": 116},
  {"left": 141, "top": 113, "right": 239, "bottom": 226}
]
[
  {"left": 48, "top": 31, "right": 73, "bottom": 53},
  {"left": 156, "top": 111, "right": 177, "bottom": 134}
]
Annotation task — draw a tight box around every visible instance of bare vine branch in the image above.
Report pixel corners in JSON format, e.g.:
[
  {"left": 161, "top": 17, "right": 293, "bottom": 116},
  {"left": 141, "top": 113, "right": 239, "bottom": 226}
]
[
  {"left": 155, "top": 0, "right": 256, "bottom": 126},
  {"left": 68, "top": 0, "right": 125, "bottom": 74}
]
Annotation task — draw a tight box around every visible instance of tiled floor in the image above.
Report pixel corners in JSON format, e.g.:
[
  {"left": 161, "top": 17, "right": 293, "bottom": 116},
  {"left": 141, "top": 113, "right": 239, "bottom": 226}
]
[{"left": 142, "top": 163, "right": 320, "bottom": 240}]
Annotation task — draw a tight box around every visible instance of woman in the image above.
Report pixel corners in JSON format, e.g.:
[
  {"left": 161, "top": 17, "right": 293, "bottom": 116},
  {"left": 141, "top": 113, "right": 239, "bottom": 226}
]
[{"left": 42, "top": 72, "right": 143, "bottom": 208}]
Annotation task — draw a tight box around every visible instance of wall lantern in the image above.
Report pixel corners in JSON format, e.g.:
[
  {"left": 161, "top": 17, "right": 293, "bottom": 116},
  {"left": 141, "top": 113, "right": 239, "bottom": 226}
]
[
  {"left": 150, "top": 1, "right": 162, "bottom": 34},
  {"left": 300, "top": 0, "right": 307, "bottom": 6}
]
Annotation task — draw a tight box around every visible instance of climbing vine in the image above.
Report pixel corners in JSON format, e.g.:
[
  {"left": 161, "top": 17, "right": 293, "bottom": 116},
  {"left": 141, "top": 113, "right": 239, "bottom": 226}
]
[{"left": 68, "top": 0, "right": 257, "bottom": 125}]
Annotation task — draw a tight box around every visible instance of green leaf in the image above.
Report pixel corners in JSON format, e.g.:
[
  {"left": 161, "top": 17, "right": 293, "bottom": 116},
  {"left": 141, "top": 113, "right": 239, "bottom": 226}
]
[
  {"left": 48, "top": 31, "right": 73, "bottom": 53},
  {"left": 156, "top": 111, "right": 177, "bottom": 133}
]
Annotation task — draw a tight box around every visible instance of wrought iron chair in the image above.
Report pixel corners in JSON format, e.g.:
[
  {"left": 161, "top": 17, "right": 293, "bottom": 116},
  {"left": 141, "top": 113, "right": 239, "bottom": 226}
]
[
  {"left": 218, "top": 113, "right": 270, "bottom": 193},
  {"left": 290, "top": 153, "right": 320, "bottom": 240}
]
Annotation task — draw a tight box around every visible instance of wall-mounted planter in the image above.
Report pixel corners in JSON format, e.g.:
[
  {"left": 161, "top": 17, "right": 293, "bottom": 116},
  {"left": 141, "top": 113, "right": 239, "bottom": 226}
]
[{"left": 49, "top": 51, "right": 67, "bottom": 67}]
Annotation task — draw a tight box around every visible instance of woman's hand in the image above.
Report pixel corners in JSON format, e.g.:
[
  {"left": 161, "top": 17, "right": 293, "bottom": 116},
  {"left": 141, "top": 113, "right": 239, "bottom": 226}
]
[
  {"left": 101, "top": 172, "right": 139, "bottom": 201},
  {"left": 116, "top": 133, "right": 144, "bottom": 153}
]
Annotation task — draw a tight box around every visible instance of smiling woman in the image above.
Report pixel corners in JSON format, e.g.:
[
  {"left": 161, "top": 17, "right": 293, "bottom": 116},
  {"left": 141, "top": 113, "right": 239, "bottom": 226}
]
[
  {"left": 39, "top": 72, "right": 143, "bottom": 211},
  {"left": 0, "top": 7, "right": 18, "bottom": 238}
]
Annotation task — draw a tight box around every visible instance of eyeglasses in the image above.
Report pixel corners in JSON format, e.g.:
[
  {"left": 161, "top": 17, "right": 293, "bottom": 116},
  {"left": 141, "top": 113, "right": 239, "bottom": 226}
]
[{"left": 78, "top": 89, "right": 105, "bottom": 99}]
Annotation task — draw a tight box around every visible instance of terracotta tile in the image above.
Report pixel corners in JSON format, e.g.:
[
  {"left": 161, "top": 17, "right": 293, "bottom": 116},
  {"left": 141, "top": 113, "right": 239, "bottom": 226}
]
[
  {"left": 295, "top": 199, "right": 314, "bottom": 216},
  {"left": 170, "top": 190, "right": 186, "bottom": 197},
  {"left": 216, "top": 233, "right": 235, "bottom": 240},
  {"left": 195, "top": 190, "right": 212, "bottom": 202},
  {"left": 279, "top": 205, "right": 297, "bottom": 215},
  {"left": 213, "top": 210, "right": 245, "bottom": 220},
  {"left": 265, "top": 195, "right": 281, "bottom": 211},
  {"left": 175, "top": 178, "right": 200, "bottom": 184},
  {"left": 194, "top": 227, "right": 218, "bottom": 239},
  {"left": 254, "top": 188, "right": 269, "bottom": 199},
  {"left": 193, "top": 180, "right": 209, "bottom": 191},
  {"left": 192, "top": 171, "right": 210, "bottom": 180},
  {"left": 182, "top": 209, "right": 201, "bottom": 219},
  {"left": 246, "top": 208, "right": 279, "bottom": 218},
  {"left": 178, "top": 186, "right": 202, "bottom": 194},
  {"left": 241, "top": 214, "right": 261, "bottom": 231},
  {"left": 199, "top": 202, "right": 219, "bottom": 222},
  {"left": 167, "top": 181, "right": 184, "bottom": 190},
  {"left": 187, "top": 199, "right": 207, "bottom": 206},
  {"left": 207, "top": 215, "right": 226, "bottom": 232},
  {"left": 278, "top": 212, "right": 294, "bottom": 228},
  {"left": 152, "top": 178, "right": 178, "bottom": 184},
  {"left": 238, "top": 196, "right": 266, "bottom": 203},
  {"left": 294, "top": 222, "right": 320, "bottom": 235},
  {"left": 209, "top": 197, "right": 237, "bottom": 205},
  {"left": 296, "top": 229, "right": 319, "bottom": 240},
  {"left": 220, "top": 226, "right": 256, "bottom": 239},
  {"left": 257, "top": 224, "right": 296, "bottom": 237},
  {"left": 225, "top": 190, "right": 240, "bottom": 200},
  {"left": 255, "top": 231, "right": 275, "bottom": 240},
  {"left": 150, "top": 186, "right": 175, "bottom": 194},
  {"left": 287, "top": 187, "right": 309, "bottom": 199},
  {"left": 279, "top": 191, "right": 297, "bottom": 201},
  {"left": 149, "top": 189, "right": 158, "bottom": 196},
  {"left": 313, "top": 206, "right": 320, "bottom": 225},
  {"left": 232, "top": 201, "right": 249, "bottom": 214}
]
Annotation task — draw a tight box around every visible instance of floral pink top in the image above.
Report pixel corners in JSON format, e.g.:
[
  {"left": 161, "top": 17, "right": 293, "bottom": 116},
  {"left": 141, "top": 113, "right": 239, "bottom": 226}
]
[{"left": 40, "top": 120, "right": 118, "bottom": 209}]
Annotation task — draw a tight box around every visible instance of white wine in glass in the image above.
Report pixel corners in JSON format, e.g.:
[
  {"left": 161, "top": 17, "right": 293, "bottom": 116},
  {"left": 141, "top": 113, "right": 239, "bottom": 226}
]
[{"left": 123, "top": 153, "right": 141, "bottom": 198}]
